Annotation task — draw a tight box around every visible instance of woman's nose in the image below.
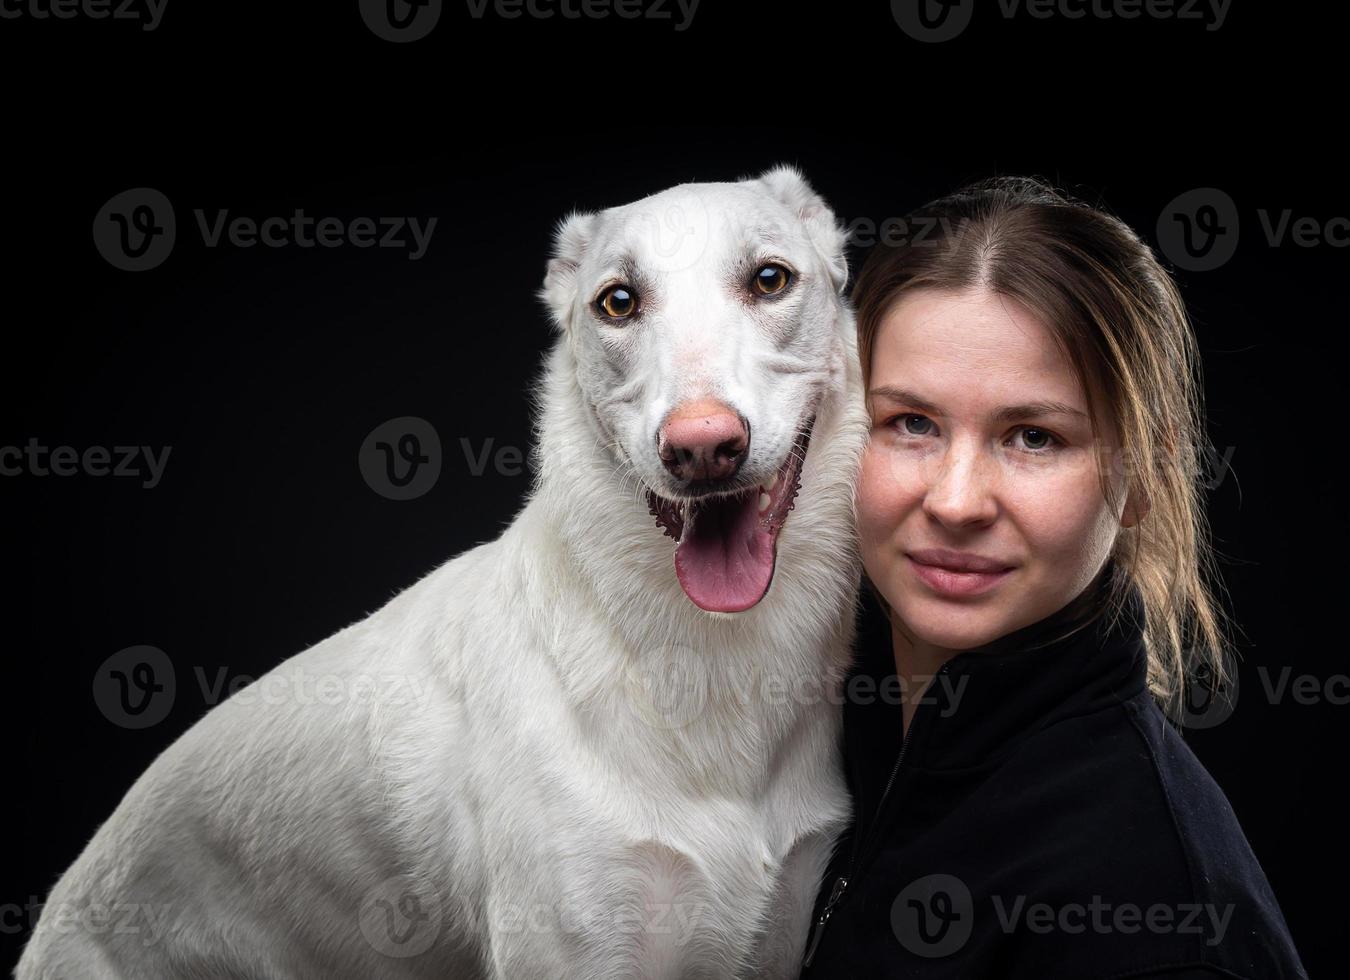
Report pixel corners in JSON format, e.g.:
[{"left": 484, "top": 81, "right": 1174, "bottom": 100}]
[{"left": 921, "top": 445, "right": 999, "bottom": 527}]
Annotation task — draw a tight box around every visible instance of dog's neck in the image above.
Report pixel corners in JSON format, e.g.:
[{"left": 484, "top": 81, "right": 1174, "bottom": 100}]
[{"left": 506, "top": 338, "right": 868, "bottom": 797}]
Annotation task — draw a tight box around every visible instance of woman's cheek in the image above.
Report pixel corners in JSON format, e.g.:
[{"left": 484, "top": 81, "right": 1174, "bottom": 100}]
[
  {"left": 856, "top": 441, "right": 907, "bottom": 546},
  {"left": 1012, "top": 464, "right": 1111, "bottom": 559}
]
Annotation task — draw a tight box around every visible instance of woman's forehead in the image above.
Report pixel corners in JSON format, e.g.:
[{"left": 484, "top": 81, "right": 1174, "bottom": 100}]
[{"left": 873, "top": 290, "right": 1083, "bottom": 400}]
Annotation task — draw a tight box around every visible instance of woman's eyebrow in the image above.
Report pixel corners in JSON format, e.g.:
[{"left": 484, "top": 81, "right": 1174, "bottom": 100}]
[{"left": 867, "top": 384, "right": 1088, "bottom": 422}]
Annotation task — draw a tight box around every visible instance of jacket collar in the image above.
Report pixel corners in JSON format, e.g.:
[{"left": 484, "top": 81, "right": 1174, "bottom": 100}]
[{"left": 846, "top": 559, "right": 1148, "bottom": 778}]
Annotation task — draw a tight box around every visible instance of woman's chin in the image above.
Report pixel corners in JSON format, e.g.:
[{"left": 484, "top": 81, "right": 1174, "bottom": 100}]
[{"left": 893, "top": 598, "right": 1011, "bottom": 653}]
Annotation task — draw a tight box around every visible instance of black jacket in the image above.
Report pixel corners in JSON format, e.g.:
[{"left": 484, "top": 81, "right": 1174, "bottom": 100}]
[{"left": 800, "top": 566, "right": 1308, "bottom": 979}]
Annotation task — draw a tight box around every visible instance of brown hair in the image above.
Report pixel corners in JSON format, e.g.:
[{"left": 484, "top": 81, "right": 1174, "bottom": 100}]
[{"left": 851, "top": 175, "right": 1236, "bottom": 713}]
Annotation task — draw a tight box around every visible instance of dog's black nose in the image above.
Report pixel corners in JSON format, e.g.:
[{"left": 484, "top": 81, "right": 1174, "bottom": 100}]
[{"left": 658, "top": 398, "right": 749, "bottom": 482}]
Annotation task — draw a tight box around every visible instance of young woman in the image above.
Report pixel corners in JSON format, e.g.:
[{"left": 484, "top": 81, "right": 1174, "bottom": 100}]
[{"left": 799, "top": 178, "right": 1307, "bottom": 978}]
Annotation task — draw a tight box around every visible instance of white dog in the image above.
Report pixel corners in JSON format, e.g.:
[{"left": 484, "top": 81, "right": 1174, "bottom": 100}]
[{"left": 17, "top": 165, "right": 869, "bottom": 979}]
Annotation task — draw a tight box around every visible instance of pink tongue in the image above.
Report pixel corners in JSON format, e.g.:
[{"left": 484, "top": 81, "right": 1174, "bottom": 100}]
[{"left": 673, "top": 490, "right": 776, "bottom": 612}]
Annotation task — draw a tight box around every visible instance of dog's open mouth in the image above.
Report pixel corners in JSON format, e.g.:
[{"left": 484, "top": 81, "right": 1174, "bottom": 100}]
[{"left": 645, "top": 413, "right": 816, "bottom": 613}]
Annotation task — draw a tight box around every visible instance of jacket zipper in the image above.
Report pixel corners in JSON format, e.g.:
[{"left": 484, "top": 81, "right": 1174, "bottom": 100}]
[{"left": 801, "top": 662, "right": 951, "bottom": 969}]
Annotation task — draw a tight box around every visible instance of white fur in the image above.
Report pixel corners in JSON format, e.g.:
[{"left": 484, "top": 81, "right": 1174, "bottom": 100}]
[{"left": 17, "top": 165, "right": 870, "bottom": 979}]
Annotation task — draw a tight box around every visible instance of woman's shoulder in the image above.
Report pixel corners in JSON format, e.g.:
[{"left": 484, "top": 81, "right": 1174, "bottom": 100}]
[{"left": 975, "top": 692, "right": 1308, "bottom": 979}]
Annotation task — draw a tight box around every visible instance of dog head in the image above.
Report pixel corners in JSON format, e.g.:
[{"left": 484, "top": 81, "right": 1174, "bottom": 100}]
[{"left": 537, "top": 165, "right": 852, "bottom": 613}]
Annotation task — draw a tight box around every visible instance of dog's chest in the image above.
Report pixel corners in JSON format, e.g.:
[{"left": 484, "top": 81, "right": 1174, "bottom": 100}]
[
  {"left": 561, "top": 834, "right": 780, "bottom": 975},
  {"left": 527, "top": 793, "right": 829, "bottom": 980}
]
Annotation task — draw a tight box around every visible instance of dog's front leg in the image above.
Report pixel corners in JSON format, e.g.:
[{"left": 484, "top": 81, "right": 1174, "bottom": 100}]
[{"left": 745, "top": 830, "right": 839, "bottom": 980}]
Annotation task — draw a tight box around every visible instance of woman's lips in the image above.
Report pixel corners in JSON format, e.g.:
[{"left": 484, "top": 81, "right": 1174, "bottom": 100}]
[{"left": 908, "top": 555, "right": 1014, "bottom": 597}]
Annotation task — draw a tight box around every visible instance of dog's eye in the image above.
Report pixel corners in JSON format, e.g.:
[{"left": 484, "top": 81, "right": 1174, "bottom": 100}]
[
  {"left": 596, "top": 284, "right": 638, "bottom": 319},
  {"left": 751, "top": 264, "right": 792, "bottom": 296}
]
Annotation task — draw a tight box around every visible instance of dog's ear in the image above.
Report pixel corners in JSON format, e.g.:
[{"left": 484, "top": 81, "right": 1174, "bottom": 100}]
[
  {"left": 749, "top": 164, "right": 849, "bottom": 295},
  {"left": 538, "top": 208, "right": 597, "bottom": 331}
]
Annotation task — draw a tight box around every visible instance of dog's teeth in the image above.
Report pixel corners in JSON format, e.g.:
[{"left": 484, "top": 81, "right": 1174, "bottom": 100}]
[{"left": 758, "top": 492, "right": 771, "bottom": 513}]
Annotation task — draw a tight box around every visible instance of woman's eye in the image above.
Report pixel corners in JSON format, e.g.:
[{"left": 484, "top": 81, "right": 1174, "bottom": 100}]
[
  {"left": 893, "top": 414, "right": 933, "bottom": 435},
  {"left": 885, "top": 413, "right": 928, "bottom": 434},
  {"left": 751, "top": 264, "right": 792, "bottom": 296},
  {"left": 887, "top": 416, "right": 1060, "bottom": 454},
  {"left": 596, "top": 284, "right": 638, "bottom": 319},
  {"left": 1016, "top": 427, "right": 1057, "bottom": 452}
]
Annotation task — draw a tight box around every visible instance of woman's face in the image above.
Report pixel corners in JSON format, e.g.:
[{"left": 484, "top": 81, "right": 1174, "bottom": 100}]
[{"left": 857, "top": 286, "right": 1144, "bottom": 652}]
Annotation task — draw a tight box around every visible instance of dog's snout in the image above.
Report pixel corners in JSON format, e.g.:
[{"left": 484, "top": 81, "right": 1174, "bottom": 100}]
[{"left": 658, "top": 398, "right": 750, "bottom": 483}]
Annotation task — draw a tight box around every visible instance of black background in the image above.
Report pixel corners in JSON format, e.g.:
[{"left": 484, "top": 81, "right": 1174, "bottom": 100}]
[{"left": 2, "top": 1, "right": 1341, "bottom": 975}]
